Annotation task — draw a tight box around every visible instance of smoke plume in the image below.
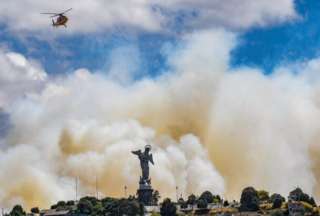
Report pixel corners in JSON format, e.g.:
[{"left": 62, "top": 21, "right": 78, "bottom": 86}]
[{"left": 1, "top": 29, "right": 320, "bottom": 209}]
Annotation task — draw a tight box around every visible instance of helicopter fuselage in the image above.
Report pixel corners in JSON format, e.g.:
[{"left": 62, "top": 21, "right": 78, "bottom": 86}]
[{"left": 53, "top": 15, "right": 68, "bottom": 27}]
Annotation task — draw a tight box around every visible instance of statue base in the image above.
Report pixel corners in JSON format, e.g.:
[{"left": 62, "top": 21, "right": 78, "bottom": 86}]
[{"left": 137, "top": 184, "right": 153, "bottom": 206}]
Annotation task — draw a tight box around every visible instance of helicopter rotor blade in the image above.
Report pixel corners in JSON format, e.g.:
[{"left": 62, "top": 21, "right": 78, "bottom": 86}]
[
  {"left": 60, "top": 8, "right": 72, "bottom": 15},
  {"left": 41, "top": 12, "right": 59, "bottom": 15},
  {"left": 50, "top": 14, "right": 60, "bottom": 18},
  {"left": 41, "top": 8, "right": 72, "bottom": 16}
]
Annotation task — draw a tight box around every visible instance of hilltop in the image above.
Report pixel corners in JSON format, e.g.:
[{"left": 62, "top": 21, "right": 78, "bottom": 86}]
[{"left": 3, "top": 186, "right": 319, "bottom": 216}]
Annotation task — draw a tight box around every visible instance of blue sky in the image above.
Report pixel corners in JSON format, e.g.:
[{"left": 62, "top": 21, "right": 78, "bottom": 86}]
[
  {"left": 0, "top": 0, "right": 317, "bottom": 76},
  {"left": 232, "top": 0, "right": 320, "bottom": 73}
]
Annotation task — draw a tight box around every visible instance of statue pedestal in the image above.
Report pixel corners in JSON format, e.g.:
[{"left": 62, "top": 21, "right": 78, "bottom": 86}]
[{"left": 137, "top": 184, "right": 153, "bottom": 206}]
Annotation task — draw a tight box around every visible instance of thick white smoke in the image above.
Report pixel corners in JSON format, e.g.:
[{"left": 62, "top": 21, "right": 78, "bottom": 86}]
[{"left": 1, "top": 28, "right": 320, "bottom": 210}]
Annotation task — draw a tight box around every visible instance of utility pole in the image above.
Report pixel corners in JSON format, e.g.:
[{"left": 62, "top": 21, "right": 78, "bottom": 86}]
[
  {"left": 75, "top": 176, "right": 78, "bottom": 201},
  {"left": 176, "top": 186, "right": 179, "bottom": 202},
  {"left": 124, "top": 185, "right": 128, "bottom": 198},
  {"left": 95, "top": 175, "right": 99, "bottom": 199}
]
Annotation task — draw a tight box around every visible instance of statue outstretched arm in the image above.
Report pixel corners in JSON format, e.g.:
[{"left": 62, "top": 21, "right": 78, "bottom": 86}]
[{"left": 131, "top": 150, "right": 141, "bottom": 156}]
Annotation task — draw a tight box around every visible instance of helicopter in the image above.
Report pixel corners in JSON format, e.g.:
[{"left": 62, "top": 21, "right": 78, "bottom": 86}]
[{"left": 41, "top": 8, "right": 72, "bottom": 27}]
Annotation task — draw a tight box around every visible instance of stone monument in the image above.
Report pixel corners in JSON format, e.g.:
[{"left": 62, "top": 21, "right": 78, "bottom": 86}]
[{"left": 132, "top": 144, "right": 154, "bottom": 205}]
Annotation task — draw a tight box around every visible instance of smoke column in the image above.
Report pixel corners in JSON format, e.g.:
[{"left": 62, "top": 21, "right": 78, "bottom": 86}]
[{"left": 1, "top": 29, "right": 320, "bottom": 209}]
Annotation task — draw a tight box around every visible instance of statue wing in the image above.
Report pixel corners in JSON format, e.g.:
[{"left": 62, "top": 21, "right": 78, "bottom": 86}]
[{"left": 149, "top": 154, "right": 154, "bottom": 165}]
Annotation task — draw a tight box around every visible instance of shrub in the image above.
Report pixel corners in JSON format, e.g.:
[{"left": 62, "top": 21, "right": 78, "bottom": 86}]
[
  {"left": 66, "top": 200, "right": 75, "bottom": 206},
  {"left": 152, "top": 190, "right": 161, "bottom": 205},
  {"left": 178, "top": 197, "right": 187, "bottom": 209},
  {"left": 213, "top": 195, "right": 222, "bottom": 203},
  {"left": 271, "top": 209, "right": 284, "bottom": 216},
  {"left": 258, "top": 190, "right": 270, "bottom": 202},
  {"left": 30, "top": 207, "right": 39, "bottom": 214},
  {"left": 271, "top": 194, "right": 284, "bottom": 209},
  {"left": 223, "top": 200, "right": 229, "bottom": 207}
]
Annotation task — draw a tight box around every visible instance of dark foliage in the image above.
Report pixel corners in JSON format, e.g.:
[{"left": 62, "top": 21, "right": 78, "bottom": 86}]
[
  {"left": 76, "top": 198, "right": 94, "bottom": 214},
  {"left": 70, "top": 196, "right": 141, "bottom": 216},
  {"left": 223, "top": 200, "right": 229, "bottom": 207},
  {"left": 177, "top": 197, "right": 188, "bottom": 209},
  {"left": 109, "top": 199, "right": 141, "bottom": 216},
  {"left": 213, "top": 195, "right": 222, "bottom": 203},
  {"left": 66, "top": 200, "right": 75, "bottom": 206},
  {"left": 177, "top": 197, "right": 184, "bottom": 205},
  {"left": 8, "top": 205, "right": 26, "bottom": 216},
  {"left": 180, "top": 201, "right": 188, "bottom": 209},
  {"left": 199, "top": 191, "right": 214, "bottom": 204},
  {"left": 187, "top": 194, "right": 197, "bottom": 205},
  {"left": 195, "top": 199, "right": 210, "bottom": 215},
  {"left": 152, "top": 190, "right": 161, "bottom": 205},
  {"left": 30, "top": 207, "right": 39, "bottom": 214},
  {"left": 197, "top": 198, "right": 208, "bottom": 209},
  {"left": 56, "top": 201, "right": 68, "bottom": 211},
  {"left": 239, "top": 187, "right": 260, "bottom": 212},
  {"left": 257, "top": 190, "right": 270, "bottom": 202},
  {"left": 271, "top": 209, "right": 284, "bottom": 216},
  {"left": 289, "top": 187, "right": 317, "bottom": 206},
  {"left": 160, "top": 198, "right": 177, "bottom": 216},
  {"left": 271, "top": 194, "right": 284, "bottom": 209},
  {"left": 270, "top": 193, "right": 285, "bottom": 203}
]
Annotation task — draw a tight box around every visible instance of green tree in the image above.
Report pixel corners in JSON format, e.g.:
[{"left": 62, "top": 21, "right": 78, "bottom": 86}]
[
  {"left": 199, "top": 191, "right": 214, "bottom": 204},
  {"left": 117, "top": 199, "right": 141, "bottom": 216},
  {"left": 187, "top": 194, "right": 197, "bottom": 205},
  {"left": 102, "top": 198, "right": 141, "bottom": 215},
  {"left": 77, "top": 198, "right": 94, "bottom": 214},
  {"left": 239, "top": 187, "right": 260, "bottom": 212},
  {"left": 9, "top": 205, "right": 26, "bottom": 216},
  {"left": 160, "top": 198, "right": 177, "bottom": 216},
  {"left": 197, "top": 199, "right": 208, "bottom": 209}
]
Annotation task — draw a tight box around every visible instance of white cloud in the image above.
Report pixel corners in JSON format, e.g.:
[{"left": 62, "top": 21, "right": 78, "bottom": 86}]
[
  {"left": 0, "top": 50, "right": 46, "bottom": 108},
  {"left": 157, "top": 0, "right": 297, "bottom": 29},
  {"left": 0, "top": 0, "right": 297, "bottom": 34}
]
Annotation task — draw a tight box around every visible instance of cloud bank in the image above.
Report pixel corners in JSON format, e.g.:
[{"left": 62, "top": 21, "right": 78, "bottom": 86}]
[
  {"left": 0, "top": 0, "right": 297, "bottom": 34},
  {"left": 1, "top": 28, "right": 320, "bottom": 209}
]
